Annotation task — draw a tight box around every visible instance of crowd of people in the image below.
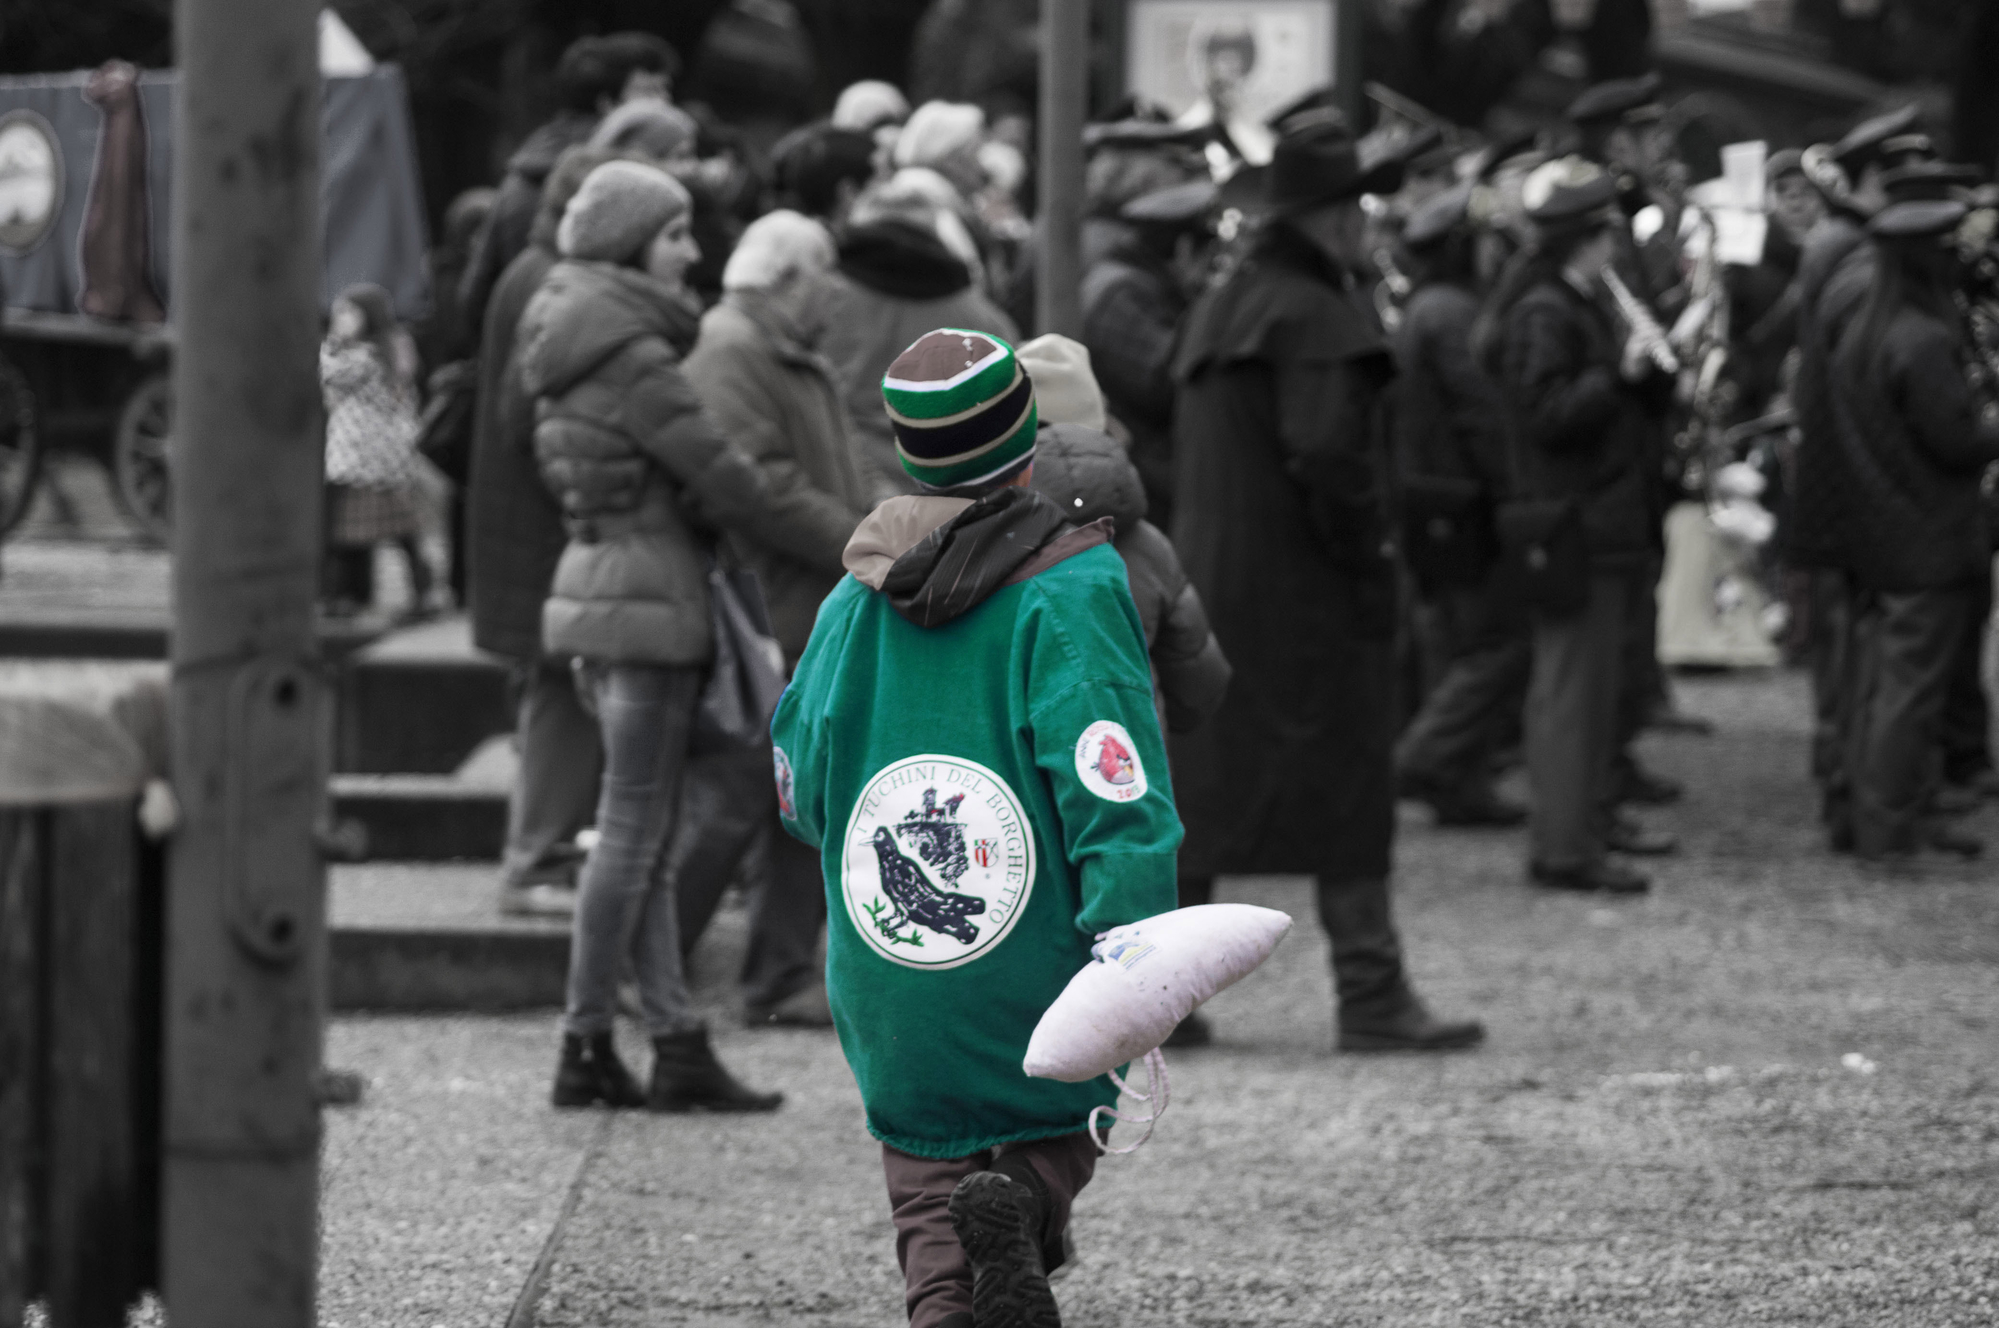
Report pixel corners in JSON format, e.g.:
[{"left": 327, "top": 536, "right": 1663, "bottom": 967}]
[{"left": 305, "top": 30, "right": 1999, "bottom": 1327}]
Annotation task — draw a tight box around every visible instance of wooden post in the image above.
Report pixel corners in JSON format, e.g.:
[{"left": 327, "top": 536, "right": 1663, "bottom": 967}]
[
  {"left": 163, "top": 0, "right": 328, "bottom": 1322},
  {"left": 0, "top": 812, "right": 44, "bottom": 1328},
  {"left": 1036, "top": 0, "right": 1089, "bottom": 339}
]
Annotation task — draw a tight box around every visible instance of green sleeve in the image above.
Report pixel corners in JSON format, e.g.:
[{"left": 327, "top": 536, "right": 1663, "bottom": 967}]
[
  {"left": 770, "top": 589, "right": 851, "bottom": 849},
  {"left": 1024, "top": 574, "right": 1184, "bottom": 936}
]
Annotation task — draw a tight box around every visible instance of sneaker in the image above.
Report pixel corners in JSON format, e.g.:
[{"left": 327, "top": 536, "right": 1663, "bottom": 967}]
[
  {"left": 1607, "top": 816, "right": 1678, "bottom": 857},
  {"left": 947, "top": 1172, "right": 1062, "bottom": 1328},
  {"left": 499, "top": 881, "right": 577, "bottom": 917}
]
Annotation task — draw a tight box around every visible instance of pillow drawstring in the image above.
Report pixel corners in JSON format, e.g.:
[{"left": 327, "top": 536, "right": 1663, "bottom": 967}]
[{"left": 1089, "top": 1046, "right": 1169, "bottom": 1155}]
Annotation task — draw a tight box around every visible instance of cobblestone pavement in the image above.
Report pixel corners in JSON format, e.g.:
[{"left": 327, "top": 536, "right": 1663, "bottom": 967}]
[{"left": 313, "top": 669, "right": 1998, "bottom": 1328}]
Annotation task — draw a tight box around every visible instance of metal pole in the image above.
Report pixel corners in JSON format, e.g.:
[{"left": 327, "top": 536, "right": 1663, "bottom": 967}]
[
  {"left": 163, "top": 0, "right": 326, "bottom": 1321},
  {"left": 1036, "top": 0, "right": 1089, "bottom": 339}
]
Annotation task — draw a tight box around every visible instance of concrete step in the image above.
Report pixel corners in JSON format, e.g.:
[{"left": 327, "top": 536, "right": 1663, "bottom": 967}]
[
  {"left": 328, "top": 862, "right": 757, "bottom": 1016},
  {"left": 332, "top": 772, "right": 509, "bottom": 862},
  {"left": 336, "top": 615, "right": 512, "bottom": 775},
  {"left": 330, "top": 863, "right": 567, "bottom": 1012}
]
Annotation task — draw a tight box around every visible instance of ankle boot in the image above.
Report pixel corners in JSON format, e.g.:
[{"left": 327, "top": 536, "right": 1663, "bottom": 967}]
[
  {"left": 648, "top": 1028, "right": 784, "bottom": 1113},
  {"left": 552, "top": 1031, "right": 646, "bottom": 1108}
]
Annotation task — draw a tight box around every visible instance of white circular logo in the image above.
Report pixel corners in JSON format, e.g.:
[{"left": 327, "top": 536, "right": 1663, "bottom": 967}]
[
  {"left": 0, "top": 111, "right": 62, "bottom": 255},
  {"left": 1074, "top": 719, "right": 1148, "bottom": 802},
  {"left": 840, "top": 754, "right": 1037, "bottom": 969}
]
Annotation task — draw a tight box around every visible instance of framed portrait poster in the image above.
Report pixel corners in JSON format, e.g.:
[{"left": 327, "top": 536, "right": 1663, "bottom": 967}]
[{"left": 1124, "top": 0, "right": 1343, "bottom": 160}]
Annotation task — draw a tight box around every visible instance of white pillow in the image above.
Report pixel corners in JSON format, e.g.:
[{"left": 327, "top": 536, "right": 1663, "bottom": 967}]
[{"left": 1023, "top": 904, "right": 1292, "bottom": 1083}]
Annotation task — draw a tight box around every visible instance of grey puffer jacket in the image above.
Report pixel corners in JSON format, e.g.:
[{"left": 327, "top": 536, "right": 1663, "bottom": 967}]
[
  {"left": 517, "top": 259, "right": 845, "bottom": 664},
  {"left": 1030, "top": 422, "right": 1231, "bottom": 731}
]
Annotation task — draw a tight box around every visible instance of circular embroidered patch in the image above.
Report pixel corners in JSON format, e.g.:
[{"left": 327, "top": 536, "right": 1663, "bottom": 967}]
[
  {"left": 772, "top": 746, "right": 796, "bottom": 822},
  {"left": 840, "top": 754, "right": 1036, "bottom": 969},
  {"left": 1074, "top": 720, "right": 1148, "bottom": 802}
]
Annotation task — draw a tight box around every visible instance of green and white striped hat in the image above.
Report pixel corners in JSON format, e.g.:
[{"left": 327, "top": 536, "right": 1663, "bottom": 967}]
[{"left": 882, "top": 328, "right": 1038, "bottom": 491}]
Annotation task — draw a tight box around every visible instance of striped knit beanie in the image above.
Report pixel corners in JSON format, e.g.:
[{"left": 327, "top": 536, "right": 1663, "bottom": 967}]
[{"left": 882, "top": 329, "right": 1038, "bottom": 491}]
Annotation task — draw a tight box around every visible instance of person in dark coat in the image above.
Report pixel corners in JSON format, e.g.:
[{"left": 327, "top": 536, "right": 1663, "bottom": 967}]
[
  {"left": 1021, "top": 333, "right": 1231, "bottom": 735},
  {"left": 1482, "top": 157, "right": 1677, "bottom": 896},
  {"left": 1081, "top": 179, "right": 1213, "bottom": 529},
  {"left": 467, "top": 145, "right": 623, "bottom": 916},
  {"left": 1389, "top": 185, "right": 1530, "bottom": 828},
  {"left": 1826, "top": 199, "right": 1999, "bottom": 862},
  {"left": 1169, "top": 116, "right": 1484, "bottom": 1053},
  {"left": 458, "top": 33, "right": 681, "bottom": 342}
]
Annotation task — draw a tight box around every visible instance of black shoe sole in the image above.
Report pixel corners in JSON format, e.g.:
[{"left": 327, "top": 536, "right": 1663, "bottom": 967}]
[
  {"left": 948, "top": 1172, "right": 1061, "bottom": 1328},
  {"left": 646, "top": 1089, "right": 784, "bottom": 1113}
]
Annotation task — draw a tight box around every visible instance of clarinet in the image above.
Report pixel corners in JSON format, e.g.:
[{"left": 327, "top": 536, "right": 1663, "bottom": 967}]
[{"left": 1602, "top": 265, "right": 1681, "bottom": 375}]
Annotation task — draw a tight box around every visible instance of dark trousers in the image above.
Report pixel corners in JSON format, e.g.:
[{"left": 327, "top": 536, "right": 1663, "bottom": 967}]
[
  {"left": 1941, "top": 567, "right": 1994, "bottom": 784},
  {"left": 1178, "top": 872, "right": 1408, "bottom": 1018},
  {"left": 882, "top": 1132, "right": 1098, "bottom": 1328},
  {"left": 1848, "top": 586, "right": 1973, "bottom": 856},
  {"left": 1805, "top": 570, "right": 1857, "bottom": 835},
  {"left": 1396, "top": 573, "right": 1531, "bottom": 799},
  {"left": 1526, "top": 569, "right": 1629, "bottom": 871},
  {"left": 1614, "top": 555, "right": 1666, "bottom": 776},
  {"left": 502, "top": 658, "right": 603, "bottom": 888},
  {"left": 669, "top": 747, "right": 828, "bottom": 1010}
]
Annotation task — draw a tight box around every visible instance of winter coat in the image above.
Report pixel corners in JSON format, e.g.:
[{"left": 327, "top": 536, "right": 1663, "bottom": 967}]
[
  {"left": 821, "top": 218, "right": 1020, "bottom": 502},
  {"left": 1827, "top": 299, "right": 1999, "bottom": 591},
  {"left": 1028, "top": 423, "right": 1229, "bottom": 732},
  {"left": 466, "top": 241, "right": 562, "bottom": 660},
  {"left": 1081, "top": 232, "right": 1186, "bottom": 522},
  {"left": 321, "top": 340, "right": 420, "bottom": 490},
  {"left": 1393, "top": 281, "right": 1510, "bottom": 492},
  {"left": 1785, "top": 214, "right": 1872, "bottom": 570},
  {"left": 1167, "top": 225, "right": 1400, "bottom": 880},
  {"left": 1494, "top": 270, "right": 1670, "bottom": 570},
  {"left": 682, "top": 294, "right": 873, "bottom": 662},
  {"left": 516, "top": 259, "right": 842, "bottom": 665},
  {"left": 772, "top": 486, "right": 1180, "bottom": 1157},
  {"left": 458, "top": 112, "right": 596, "bottom": 341}
]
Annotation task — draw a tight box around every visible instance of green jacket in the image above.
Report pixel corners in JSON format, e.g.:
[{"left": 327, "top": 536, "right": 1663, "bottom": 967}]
[{"left": 772, "top": 491, "right": 1182, "bottom": 1157}]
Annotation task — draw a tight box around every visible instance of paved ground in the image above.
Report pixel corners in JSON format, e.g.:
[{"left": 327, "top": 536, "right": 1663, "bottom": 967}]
[{"left": 315, "top": 668, "right": 1998, "bottom": 1328}]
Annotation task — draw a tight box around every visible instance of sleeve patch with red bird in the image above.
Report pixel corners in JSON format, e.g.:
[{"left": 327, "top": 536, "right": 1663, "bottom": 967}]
[{"left": 1073, "top": 720, "right": 1149, "bottom": 803}]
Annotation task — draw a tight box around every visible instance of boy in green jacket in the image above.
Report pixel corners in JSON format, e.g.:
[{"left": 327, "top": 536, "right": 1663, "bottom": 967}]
[{"left": 771, "top": 329, "right": 1183, "bottom": 1328}]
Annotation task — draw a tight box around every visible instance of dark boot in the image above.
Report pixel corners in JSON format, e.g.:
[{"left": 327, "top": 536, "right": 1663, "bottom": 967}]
[
  {"left": 552, "top": 1031, "right": 645, "bottom": 1108},
  {"left": 948, "top": 1171, "right": 1061, "bottom": 1328},
  {"left": 647, "top": 1028, "right": 783, "bottom": 1113},
  {"left": 1318, "top": 875, "right": 1485, "bottom": 1053}
]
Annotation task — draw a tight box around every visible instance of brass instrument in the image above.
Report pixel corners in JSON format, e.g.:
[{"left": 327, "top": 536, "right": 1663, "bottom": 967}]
[{"left": 1601, "top": 265, "right": 1680, "bottom": 375}]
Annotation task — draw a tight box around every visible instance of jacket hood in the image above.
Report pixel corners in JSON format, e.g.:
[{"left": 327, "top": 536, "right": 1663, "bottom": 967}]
[
  {"left": 1028, "top": 423, "right": 1147, "bottom": 533},
  {"left": 842, "top": 488, "right": 1108, "bottom": 627},
  {"left": 838, "top": 219, "right": 973, "bottom": 300},
  {"left": 516, "top": 260, "right": 701, "bottom": 399}
]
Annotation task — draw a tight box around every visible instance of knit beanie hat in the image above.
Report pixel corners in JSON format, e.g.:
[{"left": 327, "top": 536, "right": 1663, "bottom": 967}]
[
  {"left": 1015, "top": 334, "right": 1106, "bottom": 433},
  {"left": 883, "top": 329, "right": 1038, "bottom": 491},
  {"left": 556, "top": 160, "right": 691, "bottom": 264},
  {"left": 588, "top": 98, "right": 700, "bottom": 162}
]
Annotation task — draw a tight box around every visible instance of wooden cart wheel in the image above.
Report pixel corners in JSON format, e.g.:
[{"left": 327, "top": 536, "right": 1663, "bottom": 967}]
[
  {"left": 114, "top": 371, "right": 173, "bottom": 543},
  {"left": 0, "top": 351, "right": 43, "bottom": 539}
]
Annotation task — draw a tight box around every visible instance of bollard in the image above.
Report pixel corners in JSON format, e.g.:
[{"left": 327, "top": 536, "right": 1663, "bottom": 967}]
[{"left": 163, "top": 0, "right": 328, "bottom": 1322}]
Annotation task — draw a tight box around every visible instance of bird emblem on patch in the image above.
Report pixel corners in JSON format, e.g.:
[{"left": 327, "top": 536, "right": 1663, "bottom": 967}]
[
  {"left": 1074, "top": 720, "right": 1149, "bottom": 803},
  {"left": 772, "top": 746, "right": 796, "bottom": 821},
  {"left": 841, "top": 756, "right": 1037, "bottom": 969}
]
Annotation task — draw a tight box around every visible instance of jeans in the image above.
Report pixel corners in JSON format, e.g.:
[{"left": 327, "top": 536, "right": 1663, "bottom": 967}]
[{"left": 564, "top": 663, "right": 704, "bottom": 1038}]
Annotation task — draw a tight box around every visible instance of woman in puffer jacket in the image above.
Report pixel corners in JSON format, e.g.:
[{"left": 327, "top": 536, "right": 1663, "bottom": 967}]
[{"left": 516, "top": 160, "right": 844, "bottom": 1111}]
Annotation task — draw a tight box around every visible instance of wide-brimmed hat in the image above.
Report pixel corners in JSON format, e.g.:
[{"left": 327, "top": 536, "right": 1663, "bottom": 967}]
[
  {"left": 1868, "top": 199, "right": 1966, "bottom": 240},
  {"left": 1830, "top": 104, "right": 1921, "bottom": 170},
  {"left": 1566, "top": 73, "right": 1663, "bottom": 128},
  {"left": 1264, "top": 119, "right": 1405, "bottom": 215},
  {"left": 1880, "top": 161, "right": 1982, "bottom": 203}
]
